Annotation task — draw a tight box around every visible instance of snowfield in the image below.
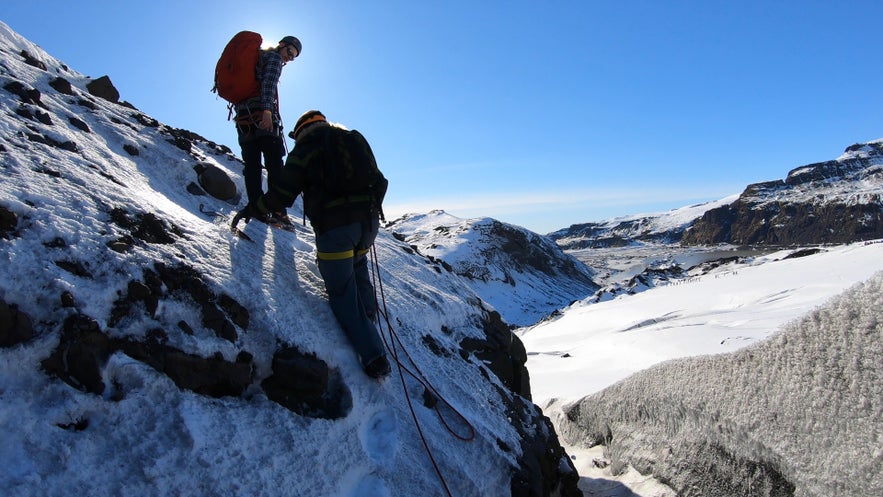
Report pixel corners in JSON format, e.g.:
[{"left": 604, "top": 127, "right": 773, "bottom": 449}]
[
  {"left": 3, "top": 18, "right": 883, "bottom": 497},
  {"left": 521, "top": 241, "right": 883, "bottom": 496}
]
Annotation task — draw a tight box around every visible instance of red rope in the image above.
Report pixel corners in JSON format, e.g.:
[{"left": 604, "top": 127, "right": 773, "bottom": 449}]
[{"left": 368, "top": 245, "right": 476, "bottom": 496}]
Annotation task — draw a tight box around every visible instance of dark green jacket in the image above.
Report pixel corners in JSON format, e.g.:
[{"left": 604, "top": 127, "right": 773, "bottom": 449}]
[{"left": 259, "top": 124, "right": 377, "bottom": 234}]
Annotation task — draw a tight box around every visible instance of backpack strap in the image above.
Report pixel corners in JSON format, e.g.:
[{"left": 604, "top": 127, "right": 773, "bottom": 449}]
[{"left": 323, "top": 129, "right": 387, "bottom": 221}]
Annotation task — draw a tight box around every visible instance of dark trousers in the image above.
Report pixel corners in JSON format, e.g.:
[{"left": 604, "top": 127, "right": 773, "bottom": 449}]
[
  {"left": 315, "top": 218, "right": 385, "bottom": 368},
  {"left": 238, "top": 131, "right": 284, "bottom": 205}
]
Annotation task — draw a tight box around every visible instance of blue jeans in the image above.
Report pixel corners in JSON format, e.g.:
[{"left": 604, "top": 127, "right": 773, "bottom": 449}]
[{"left": 315, "top": 218, "right": 385, "bottom": 367}]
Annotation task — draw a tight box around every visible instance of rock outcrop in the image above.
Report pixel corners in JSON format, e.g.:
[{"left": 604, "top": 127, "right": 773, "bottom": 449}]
[{"left": 683, "top": 142, "right": 883, "bottom": 246}]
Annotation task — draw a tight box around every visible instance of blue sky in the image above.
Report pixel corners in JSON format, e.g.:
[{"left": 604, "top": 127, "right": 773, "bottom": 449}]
[{"left": 3, "top": 1, "right": 881, "bottom": 233}]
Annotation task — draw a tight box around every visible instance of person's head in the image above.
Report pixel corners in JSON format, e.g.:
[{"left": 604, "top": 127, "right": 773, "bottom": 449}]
[
  {"left": 290, "top": 110, "right": 327, "bottom": 141},
  {"left": 278, "top": 35, "right": 301, "bottom": 63}
]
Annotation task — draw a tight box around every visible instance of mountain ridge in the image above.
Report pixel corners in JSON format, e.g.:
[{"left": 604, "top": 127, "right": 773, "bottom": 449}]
[
  {"left": 388, "top": 210, "right": 599, "bottom": 327},
  {"left": 683, "top": 140, "right": 883, "bottom": 245},
  {"left": 0, "top": 21, "right": 581, "bottom": 497},
  {"left": 549, "top": 139, "right": 883, "bottom": 249},
  {"left": 4, "top": 18, "right": 883, "bottom": 497}
]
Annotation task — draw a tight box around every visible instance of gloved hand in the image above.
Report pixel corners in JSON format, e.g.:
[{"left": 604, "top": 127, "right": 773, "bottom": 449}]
[{"left": 230, "top": 203, "right": 266, "bottom": 231}]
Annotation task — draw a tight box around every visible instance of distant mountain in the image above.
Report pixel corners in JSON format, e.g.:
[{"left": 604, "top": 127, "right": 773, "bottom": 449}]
[
  {"left": 388, "top": 210, "right": 599, "bottom": 327},
  {"left": 683, "top": 140, "right": 883, "bottom": 245},
  {"left": 548, "top": 197, "right": 737, "bottom": 250},
  {"left": 551, "top": 140, "right": 883, "bottom": 249}
]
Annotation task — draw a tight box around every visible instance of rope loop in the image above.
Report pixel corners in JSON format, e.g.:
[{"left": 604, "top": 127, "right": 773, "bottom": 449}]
[{"left": 368, "top": 245, "right": 476, "bottom": 497}]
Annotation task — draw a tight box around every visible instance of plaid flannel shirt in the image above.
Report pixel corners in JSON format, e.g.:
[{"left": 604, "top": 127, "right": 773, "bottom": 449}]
[{"left": 257, "top": 50, "right": 284, "bottom": 113}]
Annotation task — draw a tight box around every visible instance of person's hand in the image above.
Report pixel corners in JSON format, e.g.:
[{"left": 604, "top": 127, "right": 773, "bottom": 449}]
[
  {"left": 230, "top": 208, "right": 252, "bottom": 231},
  {"left": 230, "top": 203, "right": 265, "bottom": 231},
  {"left": 258, "top": 110, "right": 273, "bottom": 130}
]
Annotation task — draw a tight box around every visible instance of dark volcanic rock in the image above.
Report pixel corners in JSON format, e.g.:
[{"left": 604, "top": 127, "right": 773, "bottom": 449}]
[
  {"left": 0, "top": 299, "right": 34, "bottom": 347},
  {"left": 85, "top": 75, "right": 120, "bottom": 103},
  {"left": 683, "top": 145, "right": 883, "bottom": 246}
]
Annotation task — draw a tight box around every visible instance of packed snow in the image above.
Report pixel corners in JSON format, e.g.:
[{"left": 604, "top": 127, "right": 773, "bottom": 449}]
[
  {"left": 520, "top": 241, "right": 883, "bottom": 495},
  {"left": 520, "top": 241, "right": 883, "bottom": 405},
  {"left": 3, "top": 18, "right": 883, "bottom": 497},
  {"left": 0, "top": 22, "right": 554, "bottom": 497},
  {"left": 556, "top": 268, "right": 883, "bottom": 496}
]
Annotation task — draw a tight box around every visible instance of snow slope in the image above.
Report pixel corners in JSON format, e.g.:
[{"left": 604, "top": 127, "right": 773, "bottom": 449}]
[
  {"left": 0, "top": 21, "right": 570, "bottom": 497},
  {"left": 521, "top": 241, "right": 883, "bottom": 404},
  {"left": 5, "top": 18, "right": 883, "bottom": 497},
  {"left": 389, "top": 210, "right": 598, "bottom": 327},
  {"left": 558, "top": 267, "right": 883, "bottom": 496},
  {"left": 520, "top": 241, "right": 883, "bottom": 495}
]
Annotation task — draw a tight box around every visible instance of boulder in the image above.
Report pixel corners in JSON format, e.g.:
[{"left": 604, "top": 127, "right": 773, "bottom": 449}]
[
  {"left": 194, "top": 162, "right": 238, "bottom": 201},
  {"left": 86, "top": 75, "right": 120, "bottom": 103},
  {"left": 261, "top": 345, "right": 352, "bottom": 419},
  {"left": 41, "top": 314, "right": 111, "bottom": 394},
  {"left": 0, "top": 205, "right": 17, "bottom": 238},
  {"left": 0, "top": 300, "right": 34, "bottom": 347},
  {"left": 460, "top": 308, "right": 531, "bottom": 398}
]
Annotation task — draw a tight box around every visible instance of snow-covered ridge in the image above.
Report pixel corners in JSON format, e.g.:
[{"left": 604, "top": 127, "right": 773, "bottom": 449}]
[
  {"left": 389, "top": 209, "right": 598, "bottom": 327},
  {"left": 676, "top": 137, "right": 883, "bottom": 246},
  {"left": 552, "top": 138, "right": 883, "bottom": 250},
  {"left": 5, "top": 18, "right": 883, "bottom": 497},
  {"left": 548, "top": 196, "right": 738, "bottom": 250},
  {"left": 747, "top": 139, "right": 883, "bottom": 207}
]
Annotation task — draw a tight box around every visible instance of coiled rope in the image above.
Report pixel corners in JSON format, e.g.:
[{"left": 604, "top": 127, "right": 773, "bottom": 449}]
[{"left": 369, "top": 245, "right": 475, "bottom": 497}]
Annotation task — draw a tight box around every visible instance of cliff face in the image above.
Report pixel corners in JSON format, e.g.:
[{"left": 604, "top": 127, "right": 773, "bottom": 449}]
[{"left": 683, "top": 142, "right": 883, "bottom": 246}]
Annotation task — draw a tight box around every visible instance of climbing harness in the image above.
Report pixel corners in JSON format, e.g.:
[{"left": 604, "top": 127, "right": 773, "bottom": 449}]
[
  {"left": 233, "top": 90, "right": 288, "bottom": 155},
  {"left": 368, "top": 245, "right": 476, "bottom": 497},
  {"left": 316, "top": 247, "right": 371, "bottom": 261}
]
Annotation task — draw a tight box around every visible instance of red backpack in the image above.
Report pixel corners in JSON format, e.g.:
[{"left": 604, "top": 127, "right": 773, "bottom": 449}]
[{"left": 212, "top": 31, "right": 262, "bottom": 106}]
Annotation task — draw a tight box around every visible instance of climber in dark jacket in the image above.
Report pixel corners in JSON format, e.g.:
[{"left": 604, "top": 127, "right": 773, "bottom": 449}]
[{"left": 231, "top": 110, "right": 390, "bottom": 379}]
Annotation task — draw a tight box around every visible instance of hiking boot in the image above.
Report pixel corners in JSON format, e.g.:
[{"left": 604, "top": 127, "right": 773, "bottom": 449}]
[
  {"left": 271, "top": 210, "right": 292, "bottom": 226},
  {"left": 364, "top": 355, "right": 391, "bottom": 379}
]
